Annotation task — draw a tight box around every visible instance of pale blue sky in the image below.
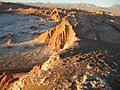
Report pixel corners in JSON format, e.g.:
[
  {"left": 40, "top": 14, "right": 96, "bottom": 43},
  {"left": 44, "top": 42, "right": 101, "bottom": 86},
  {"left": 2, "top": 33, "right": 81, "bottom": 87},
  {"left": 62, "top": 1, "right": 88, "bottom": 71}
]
[{"left": 1, "top": 0, "right": 120, "bottom": 7}]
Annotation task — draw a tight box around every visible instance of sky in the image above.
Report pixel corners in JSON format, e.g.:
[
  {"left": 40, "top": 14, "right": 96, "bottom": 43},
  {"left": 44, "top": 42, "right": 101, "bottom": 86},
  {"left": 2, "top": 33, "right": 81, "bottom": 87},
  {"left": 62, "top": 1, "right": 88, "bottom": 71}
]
[{"left": 1, "top": 0, "right": 120, "bottom": 7}]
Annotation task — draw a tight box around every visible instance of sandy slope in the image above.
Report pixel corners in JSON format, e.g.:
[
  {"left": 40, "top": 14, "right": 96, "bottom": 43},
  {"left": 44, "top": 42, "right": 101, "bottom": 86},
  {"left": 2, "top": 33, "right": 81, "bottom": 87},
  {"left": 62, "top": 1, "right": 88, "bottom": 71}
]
[
  {"left": 0, "top": 14, "right": 57, "bottom": 70},
  {"left": 0, "top": 14, "right": 56, "bottom": 55}
]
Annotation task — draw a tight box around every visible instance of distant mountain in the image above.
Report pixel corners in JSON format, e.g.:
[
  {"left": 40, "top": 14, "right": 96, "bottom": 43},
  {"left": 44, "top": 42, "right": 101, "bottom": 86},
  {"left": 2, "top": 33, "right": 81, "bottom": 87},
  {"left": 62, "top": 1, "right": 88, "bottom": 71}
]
[
  {"left": 25, "top": 2, "right": 120, "bottom": 16},
  {"left": 1, "top": 2, "right": 120, "bottom": 16},
  {"left": 108, "top": 4, "right": 120, "bottom": 16},
  {"left": 109, "top": 4, "right": 120, "bottom": 9},
  {"left": 26, "top": 2, "right": 99, "bottom": 9}
]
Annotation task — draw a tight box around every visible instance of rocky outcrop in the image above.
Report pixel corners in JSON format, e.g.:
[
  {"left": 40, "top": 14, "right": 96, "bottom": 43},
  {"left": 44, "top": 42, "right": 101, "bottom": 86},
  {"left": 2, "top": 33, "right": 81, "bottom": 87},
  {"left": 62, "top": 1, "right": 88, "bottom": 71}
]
[
  {"left": 37, "top": 15, "right": 77, "bottom": 51},
  {"left": 15, "top": 8, "right": 67, "bottom": 21},
  {"left": 0, "top": 72, "right": 19, "bottom": 90},
  {"left": 87, "top": 9, "right": 114, "bottom": 16},
  {"left": 49, "top": 8, "right": 67, "bottom": 21},
  {"left": 39, "top": 8, "right": 68, "bottom": 21},
  {"left": 29, "top": 64, "right": 41, "bottom": 74},
  {"left": 16, "top": 8, "right": 39, "bottom": 15},
  {"left": 8, "top": 39, "right": 120, "bottom": 90}
]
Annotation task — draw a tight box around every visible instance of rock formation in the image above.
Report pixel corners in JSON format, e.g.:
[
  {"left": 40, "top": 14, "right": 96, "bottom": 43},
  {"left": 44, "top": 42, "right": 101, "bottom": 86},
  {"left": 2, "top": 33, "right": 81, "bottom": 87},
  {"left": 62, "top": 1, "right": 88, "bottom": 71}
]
[
  {"left": 0, "top": 72, "right": 19, "bottom": 90},
  {"left": 8, "top": 39, "right": 120, "bottom": 90},
  {"left": 29, "top": 64, "right": 41, "bottom": 74},
  {"left": 37, "top": 15, "right": 76, "bottom": 51},
  {"left": 7, "top": 9, "right": 120, "bottom": 90},
  {"left": 0, "top": 2, "right": 120, "bottom": 90}
]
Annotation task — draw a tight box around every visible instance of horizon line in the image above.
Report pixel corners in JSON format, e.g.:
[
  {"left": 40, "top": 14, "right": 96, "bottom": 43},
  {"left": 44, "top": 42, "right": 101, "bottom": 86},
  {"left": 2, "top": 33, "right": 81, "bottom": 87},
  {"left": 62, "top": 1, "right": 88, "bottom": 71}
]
[{"left": 1, "top": 1, "right": 120, "bottom": 7}]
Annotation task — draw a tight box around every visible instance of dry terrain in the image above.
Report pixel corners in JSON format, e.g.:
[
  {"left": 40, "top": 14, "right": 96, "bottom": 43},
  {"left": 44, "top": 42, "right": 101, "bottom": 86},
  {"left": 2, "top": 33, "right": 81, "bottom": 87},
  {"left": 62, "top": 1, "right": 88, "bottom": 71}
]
[{"left": 0, "top": 2, "right": 120, "bottom": 90}]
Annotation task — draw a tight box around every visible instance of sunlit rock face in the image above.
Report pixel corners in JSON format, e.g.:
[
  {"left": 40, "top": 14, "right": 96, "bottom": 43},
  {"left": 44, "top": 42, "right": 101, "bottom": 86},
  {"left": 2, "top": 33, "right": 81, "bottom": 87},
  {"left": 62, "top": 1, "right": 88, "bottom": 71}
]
[
  {"left": 37, "top": 15, "right": 76, "bottom": 51},
  {"left": 0, "top": 72, "right": 19, "bottom": 90}
]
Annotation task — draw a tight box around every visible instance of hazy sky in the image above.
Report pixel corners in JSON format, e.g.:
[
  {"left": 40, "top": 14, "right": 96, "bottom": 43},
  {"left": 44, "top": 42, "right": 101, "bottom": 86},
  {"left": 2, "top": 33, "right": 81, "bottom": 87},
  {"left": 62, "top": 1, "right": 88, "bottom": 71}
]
[{"left": 1, "top": 0, "right": 120, "bottom": 7}]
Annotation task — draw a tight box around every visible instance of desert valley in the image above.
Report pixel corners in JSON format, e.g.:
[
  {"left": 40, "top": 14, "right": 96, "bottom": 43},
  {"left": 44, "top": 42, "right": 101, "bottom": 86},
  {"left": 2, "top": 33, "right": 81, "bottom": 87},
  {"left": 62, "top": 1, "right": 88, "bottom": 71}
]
[{"left": 0, "top": 1, "right": 120, "bottom": 90}]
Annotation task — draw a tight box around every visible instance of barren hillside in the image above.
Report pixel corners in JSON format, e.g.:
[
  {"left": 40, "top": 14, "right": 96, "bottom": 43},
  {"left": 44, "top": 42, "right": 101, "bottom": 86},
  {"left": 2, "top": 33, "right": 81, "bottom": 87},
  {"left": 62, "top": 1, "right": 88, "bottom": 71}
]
[{"left": 0, "top": 2, "right": 120, "bottom": 90}]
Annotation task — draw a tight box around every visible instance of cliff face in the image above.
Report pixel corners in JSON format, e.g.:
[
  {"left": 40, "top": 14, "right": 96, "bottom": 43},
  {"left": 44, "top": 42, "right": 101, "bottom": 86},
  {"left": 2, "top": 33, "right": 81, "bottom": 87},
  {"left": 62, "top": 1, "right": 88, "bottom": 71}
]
[{"left": 37, "top": 16, "right": 76, "bottom": 51}]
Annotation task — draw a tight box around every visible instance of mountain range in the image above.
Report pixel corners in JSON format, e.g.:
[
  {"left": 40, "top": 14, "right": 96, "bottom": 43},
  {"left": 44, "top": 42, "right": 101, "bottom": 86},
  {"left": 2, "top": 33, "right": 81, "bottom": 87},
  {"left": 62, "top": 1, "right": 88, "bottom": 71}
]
[{"left": 25, "top": 2, "right": 120, "bottom": 16}]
